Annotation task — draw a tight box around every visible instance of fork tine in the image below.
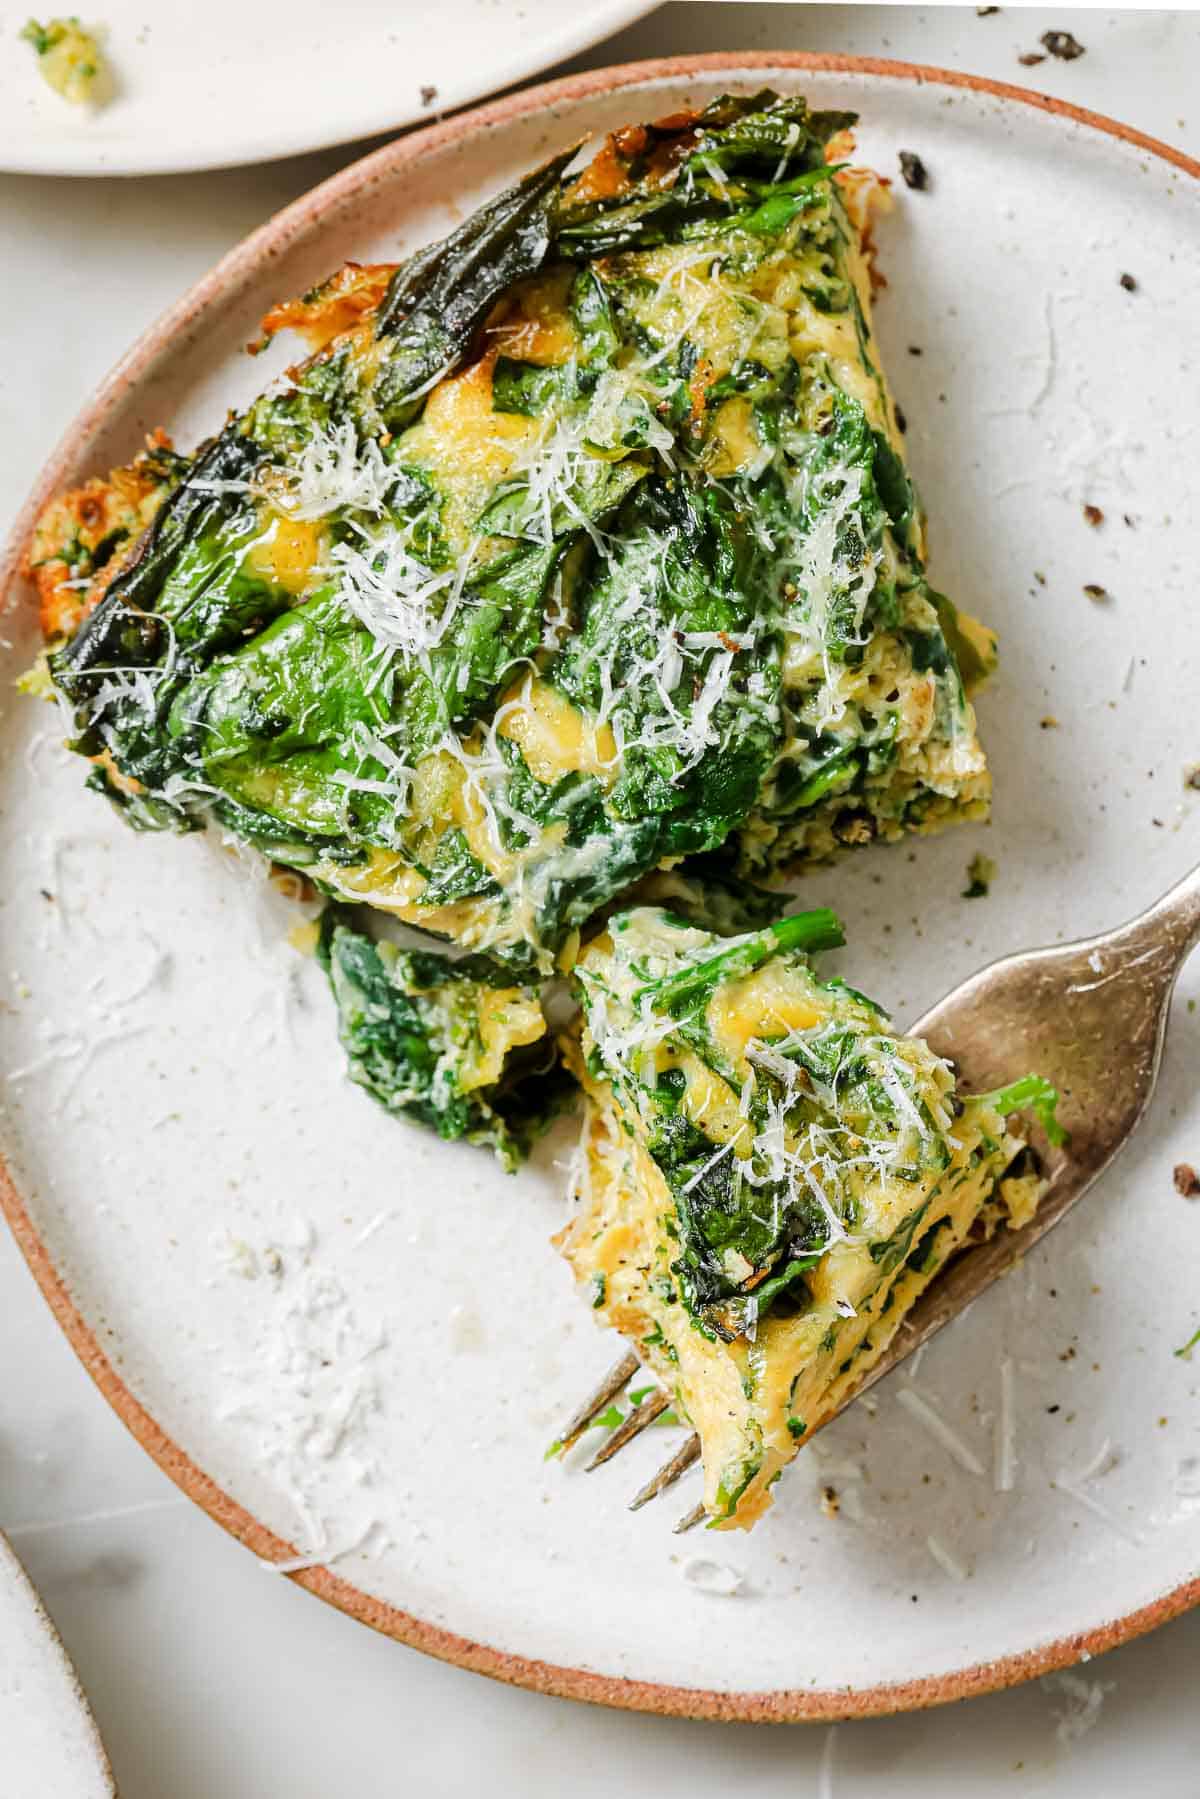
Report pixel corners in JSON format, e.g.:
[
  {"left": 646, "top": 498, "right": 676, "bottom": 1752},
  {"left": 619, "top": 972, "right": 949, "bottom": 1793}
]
[
  {"left": 585, "top": 1387, "right": 670, "bottom": 1471},
  {"left": 673, "top": 1500, "right": 708, "bottom": 1534},
  {"left": 629, "top": 1431, "right": 701, "bottom": 1510},
  {"left": 555, "top": 1349, "right": 639, "bottom": 1454}
]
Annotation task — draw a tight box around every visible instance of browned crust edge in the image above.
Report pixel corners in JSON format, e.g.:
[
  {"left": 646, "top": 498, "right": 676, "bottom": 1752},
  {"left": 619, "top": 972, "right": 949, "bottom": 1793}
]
[{"left": 1, "top": 52, "right": 1197, "bottom": 1723}]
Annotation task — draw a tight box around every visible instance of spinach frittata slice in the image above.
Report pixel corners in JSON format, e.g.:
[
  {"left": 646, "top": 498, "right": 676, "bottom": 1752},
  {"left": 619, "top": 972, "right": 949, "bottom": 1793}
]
[
  {"left": 29, "top": 92, "right": 992, "bottom": 976},
  {"left": 318, "top": 911, "right": 570, "bottom": 1170},
  {"left": 559, "top": 908, "right": 1050, "bottom": 1529}
]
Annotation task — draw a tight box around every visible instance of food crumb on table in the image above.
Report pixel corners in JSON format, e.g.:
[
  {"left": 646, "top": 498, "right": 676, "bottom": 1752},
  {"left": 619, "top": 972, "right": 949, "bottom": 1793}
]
[
  {"left": 898, "top": 149, "right": 929, "bottom": 190},
  {"left": 1040, "top": 29, "right": 1086, "bottom": 61}
]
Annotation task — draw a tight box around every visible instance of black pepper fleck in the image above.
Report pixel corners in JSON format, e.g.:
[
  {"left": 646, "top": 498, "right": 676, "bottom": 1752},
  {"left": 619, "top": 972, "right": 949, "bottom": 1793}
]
[
  {"left": 1119, "top": 272, "right": 1138, "bottom": 292},
  {"left": 1018, "top": 52, "right": 1046, "bottom": 66},
  {"left": 420, "top": 84, "right": 439, "bottom": 107}
]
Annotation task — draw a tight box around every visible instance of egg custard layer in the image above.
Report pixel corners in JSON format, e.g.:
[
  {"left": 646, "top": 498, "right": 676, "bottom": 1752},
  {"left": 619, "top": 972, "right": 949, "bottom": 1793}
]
[
  {"left": 29, "top": 91, "right": 991, "bottom": 978},
  {"left": 559, "top": 908, "right": 1043, "bottom": 1529}
]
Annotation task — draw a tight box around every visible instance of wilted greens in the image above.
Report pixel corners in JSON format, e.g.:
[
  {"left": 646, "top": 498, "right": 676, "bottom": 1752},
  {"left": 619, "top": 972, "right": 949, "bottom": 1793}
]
[{"left": 29, "top": 90, "right": 996, "bottom": 1163}]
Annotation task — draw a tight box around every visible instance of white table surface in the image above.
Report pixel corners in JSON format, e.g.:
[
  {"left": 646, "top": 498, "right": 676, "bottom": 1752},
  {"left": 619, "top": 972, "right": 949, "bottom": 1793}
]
[{"left": 1, "top": 6, "right": 1197, "bottom": 1793}]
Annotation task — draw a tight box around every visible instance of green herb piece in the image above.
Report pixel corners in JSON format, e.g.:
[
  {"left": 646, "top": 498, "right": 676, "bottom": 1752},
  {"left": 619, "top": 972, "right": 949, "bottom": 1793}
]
[
  {"left": 963, "top": 851, "right": 996, "bottom": 899},
  {"left": 748, "top": 1254, "right": 821, "bottom": 1319},
  {"left": 635, "top": 910, "right": 845, "bottom": 1014},
  {"left": 491, "top": 358, "right": 566, "bottom": 417},
  {"left": 869, "top": 1200, "right": 932, "bottom": 1274},
  {"left": 373, "top": 148, "right": 576, "bottom": 426},
  {"left": 21, "top": 18, "right": 53, "bottom": 54},
  {"left": 983, "top": 1074, "right": 1068, "bottom": 1147}
]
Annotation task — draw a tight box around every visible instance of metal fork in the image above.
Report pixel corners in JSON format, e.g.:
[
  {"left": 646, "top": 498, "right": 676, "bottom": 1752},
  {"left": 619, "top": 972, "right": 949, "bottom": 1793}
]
[{"left": 554, "top": 862, "right": 1200, "bottom": 1530}]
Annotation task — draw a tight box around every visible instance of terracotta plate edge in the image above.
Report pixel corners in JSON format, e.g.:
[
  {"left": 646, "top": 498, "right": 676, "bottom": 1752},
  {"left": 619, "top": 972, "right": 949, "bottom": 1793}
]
[{"left": 1, "top": 51, "right": 1198, "bottom": 1723}]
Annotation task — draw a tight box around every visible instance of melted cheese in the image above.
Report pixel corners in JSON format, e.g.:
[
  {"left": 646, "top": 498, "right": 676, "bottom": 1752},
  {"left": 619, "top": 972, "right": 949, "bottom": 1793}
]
[
  {"left": 707, "top": 962, "right": 822, "bottom": 1061},
  {"left": 488, "top": 268, "right": 578, "bottom": 364},
  {"left": 399, "top": 352, "right": 540, "bottom": 551},
  {"left": 497, "top": 676, "right": 617, "bottom": 786},
  {"left": 315, "top": 850, "right": 505, "bottom": 952},
  {"left": 464, "top": 988, "right": 546, "bottom": 1090},
  {"left": 673, "top": 1051, "right": 752, "bottom": 1150},
  {"left": 247, "top": 514, "right": 325, "bottom": 597},
  {"left": 703, "top": 396, "right": 763, "bottom": 479}
]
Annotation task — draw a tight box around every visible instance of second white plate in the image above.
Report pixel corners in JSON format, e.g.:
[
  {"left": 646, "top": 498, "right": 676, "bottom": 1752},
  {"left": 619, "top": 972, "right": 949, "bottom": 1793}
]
[
  {"left": 0, "top": 0, "right": 654, "bottom": 175},
  {"left": 0, "top": 1531, "right": 113, "bottom": 1797}
]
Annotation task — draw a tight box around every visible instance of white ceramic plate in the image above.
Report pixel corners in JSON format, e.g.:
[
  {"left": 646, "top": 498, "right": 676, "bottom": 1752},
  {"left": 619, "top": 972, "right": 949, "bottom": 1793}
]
[
  {"left": 1, "top": 57, "right": 1198, "bottom": 1720},
  {"left": 0, "top": 1531, "right": 114, "bottom": 1796},
  {"left": 0, "top": 0, "right": 654, "bottom": 175}
]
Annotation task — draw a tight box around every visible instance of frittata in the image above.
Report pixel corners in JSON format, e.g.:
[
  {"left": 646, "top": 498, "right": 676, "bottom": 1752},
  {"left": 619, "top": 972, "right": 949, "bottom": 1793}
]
[
  {"left": 559, "top": 907, "right": 1052, "bottom": 1528},
  {"left": 26, "top": 91, "right": 992, "bottom": 981}
]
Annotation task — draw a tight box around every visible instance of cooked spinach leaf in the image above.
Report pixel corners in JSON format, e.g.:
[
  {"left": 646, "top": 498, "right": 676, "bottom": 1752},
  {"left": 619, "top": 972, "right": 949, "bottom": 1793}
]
[{"left": 317, "top": 911, "right": 572, "bottom": 1169}]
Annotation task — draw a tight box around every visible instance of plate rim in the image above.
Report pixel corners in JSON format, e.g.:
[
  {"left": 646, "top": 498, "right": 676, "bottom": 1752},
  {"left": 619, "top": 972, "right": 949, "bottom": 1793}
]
[
  {"left": 0, "top": 1530, "right": 117, "bottom": 1794},
  {"left": 0, "top": 0, "right": 658, "bottom": 178},
  {"left": 2, "top": 50, "right": 1198, "bottom": 1723}
]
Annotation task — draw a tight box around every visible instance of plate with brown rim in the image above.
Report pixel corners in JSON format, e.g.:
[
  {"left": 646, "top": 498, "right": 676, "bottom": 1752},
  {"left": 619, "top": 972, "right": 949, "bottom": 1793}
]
[{"left": 0, "top": 55, "right": 1198, "bottom": 1720}]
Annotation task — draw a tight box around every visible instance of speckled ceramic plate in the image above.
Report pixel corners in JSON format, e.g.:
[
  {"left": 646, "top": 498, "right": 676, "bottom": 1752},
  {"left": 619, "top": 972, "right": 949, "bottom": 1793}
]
[
  {"left": 0, "top": 0, "right": 654, "bottom": 176},
  {"left": 1, "top": 57, "right": 1198, "bottom": 1721},
  {"left": 0, "top": 1531, "right": 114, "bottom": 1794}
]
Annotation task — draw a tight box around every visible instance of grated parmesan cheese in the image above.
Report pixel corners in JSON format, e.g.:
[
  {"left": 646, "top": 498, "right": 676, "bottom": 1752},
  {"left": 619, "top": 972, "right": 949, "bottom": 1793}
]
[
  {"left": 896, "top": 1386, "right": 985, "bottom": 1478},
  {"left": 994, "top": 1355, "right": 1016, "bottom": 1493}
]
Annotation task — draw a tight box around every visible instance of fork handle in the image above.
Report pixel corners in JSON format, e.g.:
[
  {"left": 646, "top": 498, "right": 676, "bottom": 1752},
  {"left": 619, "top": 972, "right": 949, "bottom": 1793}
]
[{"left": 1113, "top": 859, "right": 1200, "bottom": 967}]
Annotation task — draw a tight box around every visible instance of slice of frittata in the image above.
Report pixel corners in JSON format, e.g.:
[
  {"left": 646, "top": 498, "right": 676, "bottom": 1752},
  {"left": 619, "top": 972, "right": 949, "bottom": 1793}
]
[
  {"left": 317, "top": 912, "right": 571, "bottom": 1170},
  {"left": 29, "top": 92, "right": 992, "bottom": 978},
  {"left": 559, "top": 908, "right": 1047, "bottom": 1529}
]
